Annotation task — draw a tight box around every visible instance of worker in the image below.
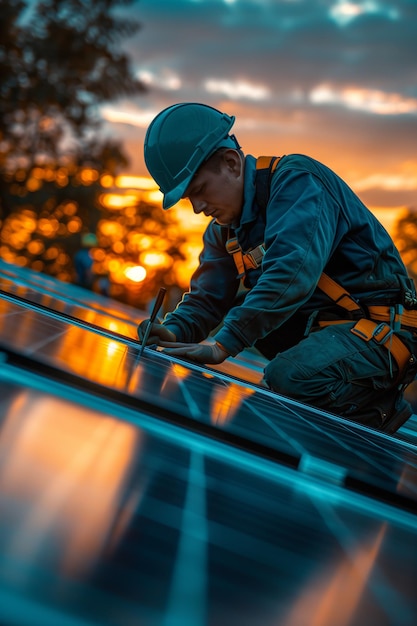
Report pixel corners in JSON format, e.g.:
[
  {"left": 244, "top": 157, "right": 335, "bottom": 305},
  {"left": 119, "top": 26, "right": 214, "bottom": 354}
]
[{"left": 138, "top": 102, "right": 417, "bottom": 433}]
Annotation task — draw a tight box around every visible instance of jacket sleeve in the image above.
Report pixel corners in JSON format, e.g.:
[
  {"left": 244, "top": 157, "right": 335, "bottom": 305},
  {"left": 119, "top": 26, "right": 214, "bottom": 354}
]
[
  {"left": 162, "top": 220, "right": 241, "bottom": 343},
  {"left": 214, "top": 166, "right": 340, "bottom": 355}
]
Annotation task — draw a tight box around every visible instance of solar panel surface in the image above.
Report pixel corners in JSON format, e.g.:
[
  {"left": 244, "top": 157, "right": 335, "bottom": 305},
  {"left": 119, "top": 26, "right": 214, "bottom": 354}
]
[{"left": 1, "top": 259, "right": 417, "bottom": 626}]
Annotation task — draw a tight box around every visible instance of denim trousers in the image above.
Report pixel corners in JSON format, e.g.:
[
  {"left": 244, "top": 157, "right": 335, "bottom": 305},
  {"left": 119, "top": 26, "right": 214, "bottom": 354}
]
[{"left": 263, "top": 322, "right": 416, "bottom": 431}]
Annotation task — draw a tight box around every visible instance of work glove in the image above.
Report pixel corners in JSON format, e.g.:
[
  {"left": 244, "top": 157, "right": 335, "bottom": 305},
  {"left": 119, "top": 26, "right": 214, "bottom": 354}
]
[
  {"left": 137, "top": 319, "right": 176, "bottom": 346},
  {"left": 160, "top": 341, "right": 229, "bottom": 365}
]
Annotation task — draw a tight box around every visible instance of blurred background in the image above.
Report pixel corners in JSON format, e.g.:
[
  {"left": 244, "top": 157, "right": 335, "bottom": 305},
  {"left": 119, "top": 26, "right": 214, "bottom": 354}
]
[{"left": 1, "top": 0, "right": 416, "bottom": 312}]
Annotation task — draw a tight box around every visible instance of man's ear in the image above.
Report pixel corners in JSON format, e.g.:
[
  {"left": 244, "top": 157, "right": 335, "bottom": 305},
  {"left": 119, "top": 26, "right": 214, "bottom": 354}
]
[{"left": 223, "top": 149, "right": 243, "bottom": 176}]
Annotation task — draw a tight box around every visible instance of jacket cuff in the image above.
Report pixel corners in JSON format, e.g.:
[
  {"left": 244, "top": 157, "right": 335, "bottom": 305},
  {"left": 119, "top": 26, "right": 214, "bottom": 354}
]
[
  {"left": 213, "top": 329, "right": 245, "bottom": 357},
  {"left": 162, "top": 323, "right": 180, "bottom": 341}
]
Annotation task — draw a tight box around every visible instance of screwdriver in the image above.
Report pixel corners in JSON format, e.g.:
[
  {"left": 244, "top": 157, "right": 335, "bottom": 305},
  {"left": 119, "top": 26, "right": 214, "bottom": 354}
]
[{"left": 137, "top": 287, "right": 167, "bottom": 359}]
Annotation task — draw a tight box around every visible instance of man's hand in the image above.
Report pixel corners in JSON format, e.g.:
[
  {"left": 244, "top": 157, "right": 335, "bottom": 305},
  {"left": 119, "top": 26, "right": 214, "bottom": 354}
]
[
  {"left": 160, "top": 341, "right": 229, "bottom": 364},
  {"left": 137, "top": 319, "right": 176, "bottom": 346}
]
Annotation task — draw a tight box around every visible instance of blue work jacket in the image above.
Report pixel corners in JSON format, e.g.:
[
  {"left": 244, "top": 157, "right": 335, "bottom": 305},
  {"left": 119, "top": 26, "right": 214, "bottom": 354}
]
[{"left": 163, "top": 154, "right": 409, "bottom": 357}]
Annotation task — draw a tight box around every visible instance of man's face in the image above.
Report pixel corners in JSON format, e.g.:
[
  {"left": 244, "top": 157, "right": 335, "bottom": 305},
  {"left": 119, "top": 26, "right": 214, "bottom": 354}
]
[{"left": 183, "top": 150, "right": 244, "bottom": 226}]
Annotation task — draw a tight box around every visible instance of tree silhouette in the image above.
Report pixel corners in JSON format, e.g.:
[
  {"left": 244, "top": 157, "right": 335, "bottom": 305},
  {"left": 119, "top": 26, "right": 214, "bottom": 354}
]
[
  {"left": 0, "top": 0, "right": 190, "bottom": 307},
  {"left": 0, "top": 0, "right": 144, "bottom": 176},
  {"left": 393, "top": 207, "right": 417, "bottom": 284}
]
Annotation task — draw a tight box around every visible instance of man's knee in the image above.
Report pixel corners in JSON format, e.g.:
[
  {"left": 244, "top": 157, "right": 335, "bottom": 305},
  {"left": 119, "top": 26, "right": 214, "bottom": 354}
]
[{"left": 264, "top": 355, "right": 306, "bottom": 398}]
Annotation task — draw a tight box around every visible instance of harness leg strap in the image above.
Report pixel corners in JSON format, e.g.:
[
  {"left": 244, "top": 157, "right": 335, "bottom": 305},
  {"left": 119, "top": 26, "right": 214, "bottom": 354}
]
[{"left": 351, "top": 318, "right": 413, "bottom": 382}]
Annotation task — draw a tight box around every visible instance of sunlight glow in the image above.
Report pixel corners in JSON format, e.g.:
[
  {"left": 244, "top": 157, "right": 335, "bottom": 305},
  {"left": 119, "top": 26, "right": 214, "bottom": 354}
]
[
  {"left": 124, "top": 265, "right": 147, "bottom": 283},
  {"left": 99, "top": 192, "right": 141, "bottom": 209},
  {"left": 210, "top": 383, "right": 255, "bottom": 426},
  {"left": 115, "top": 175, "right": 158, "bottom": 190},
  {"left": 370, "top": 206, "right": 409, "bottom": 234},
  {"left": 140, "top": 251, "right": 172, "bottom": 269}
]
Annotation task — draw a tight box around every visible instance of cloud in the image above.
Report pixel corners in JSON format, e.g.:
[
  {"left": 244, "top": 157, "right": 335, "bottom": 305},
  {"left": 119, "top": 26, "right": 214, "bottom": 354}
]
[
  {"left": 100, "top": 106, "right": 157, "bottom": 128},
  {"left": 355, "top": 160, "right": 417, "bottom": 191},
  {"left": 136, "top": 69, "right": 182, "bottom": 91},
  {"left": 309, "top": 84, "right": 417, "bottom": 115},
  {"left": 329, "top": 0, "right": 399, "bottom": 26},
  {"left": 203, "top": 78, "right": 270, "bottom": 100},
  {"left": 111, "top": 0, "right": 417, "bottom": 207}
]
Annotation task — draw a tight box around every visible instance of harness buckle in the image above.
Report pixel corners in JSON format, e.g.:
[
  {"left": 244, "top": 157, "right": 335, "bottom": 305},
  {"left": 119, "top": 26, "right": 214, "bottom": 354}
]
[
  {"left": 351, "top": 319, "right": 392, "bottom": 344},
  {"left": 245, "top": 244, "right": 266, "bottom": 270},
  {"left": 371, "top": 322, "right": 393, "bottom": 344},
  {"left": 225, "top": 237, "right": 241, "bottom": 255}
]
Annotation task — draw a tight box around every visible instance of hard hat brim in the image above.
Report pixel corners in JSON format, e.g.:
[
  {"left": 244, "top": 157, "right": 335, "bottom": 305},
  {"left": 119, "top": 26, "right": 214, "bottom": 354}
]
[
  {"left": 162, "top": 175, "right": 192, "bottom": 210},
  {"left": 161, "top": 134, "right": 239, "bottom": 209}
]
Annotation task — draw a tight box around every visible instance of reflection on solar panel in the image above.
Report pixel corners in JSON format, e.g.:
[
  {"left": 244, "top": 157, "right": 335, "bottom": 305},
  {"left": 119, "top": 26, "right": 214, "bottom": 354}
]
[{"left": 1, "top": 259, "right": 417, "bottom": 626}]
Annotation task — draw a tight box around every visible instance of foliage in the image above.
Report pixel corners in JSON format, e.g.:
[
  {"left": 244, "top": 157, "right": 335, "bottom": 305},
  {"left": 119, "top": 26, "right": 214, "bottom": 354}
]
[
  {"left": 393, "top": 207, "right": 417, "bottom": 283},
  {"left": 0, "top": 1, "right": 192, "bottom": 308},
  {"left": 0, "top": 0, "right": 144, "bottom": 172}
]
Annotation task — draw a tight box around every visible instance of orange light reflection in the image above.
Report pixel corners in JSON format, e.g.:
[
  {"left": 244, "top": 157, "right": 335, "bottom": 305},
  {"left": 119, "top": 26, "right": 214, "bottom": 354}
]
[
  {"left": 56, "top": 324, "right": 130, "bottom": 389},
  {"left": 282, "top": 524, "right": 387, "bottom": 626},
  {"left": 210, "top": 383, "right": 255, "bottom": 426},
  {"left": 0, "top": 391, "right": 140, "bottom": 578}
]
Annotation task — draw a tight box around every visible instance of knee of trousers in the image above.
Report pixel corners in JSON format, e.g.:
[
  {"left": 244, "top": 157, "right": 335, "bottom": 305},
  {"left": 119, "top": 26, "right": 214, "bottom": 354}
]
[{"left": 264, "top": 355, "right": 306, "bottom": 397}]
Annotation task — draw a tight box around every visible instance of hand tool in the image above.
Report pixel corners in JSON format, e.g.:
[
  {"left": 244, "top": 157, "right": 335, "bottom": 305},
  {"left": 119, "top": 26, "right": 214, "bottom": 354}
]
[{"left": 137, "top": 287, "right": 167, "bottom": 359}]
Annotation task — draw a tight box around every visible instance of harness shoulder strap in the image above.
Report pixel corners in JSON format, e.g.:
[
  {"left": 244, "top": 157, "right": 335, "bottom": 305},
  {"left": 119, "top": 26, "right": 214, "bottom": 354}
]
[
  {"left": 255, "top": 156, "right": 282, "bottom": 212},
  {"left": 225, "top": 156, "right": 282, "bottom": 277}
]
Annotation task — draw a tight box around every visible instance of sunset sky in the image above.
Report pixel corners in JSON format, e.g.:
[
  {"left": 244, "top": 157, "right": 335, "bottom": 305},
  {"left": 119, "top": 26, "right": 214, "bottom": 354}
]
[{"left": 100, "top": 0, "right": 417, "bottom": 214}]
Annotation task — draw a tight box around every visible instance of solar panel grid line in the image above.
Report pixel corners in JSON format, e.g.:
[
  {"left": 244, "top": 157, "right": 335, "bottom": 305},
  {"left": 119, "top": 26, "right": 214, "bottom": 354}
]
[
  {"left": 257, "top": 396, "right": 414, "bottom": 475},
  {"left": 246, "top": 398, "right": 417, "bottom": 510},
  {"left": 163, "top": 449, "right": 208, "bottom": 626}
]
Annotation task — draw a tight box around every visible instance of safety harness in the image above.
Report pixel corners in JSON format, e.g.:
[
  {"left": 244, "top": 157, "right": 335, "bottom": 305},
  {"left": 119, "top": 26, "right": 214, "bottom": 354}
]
[
  {"left": 316, "top": 272, "right": 416, "bottom": 383},
  {"left": 225, "top": 155, "right": 417, "bottom": 383}
]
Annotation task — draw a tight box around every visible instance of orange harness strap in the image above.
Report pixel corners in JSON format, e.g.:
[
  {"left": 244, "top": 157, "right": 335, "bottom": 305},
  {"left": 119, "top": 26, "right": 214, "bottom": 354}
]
[
  {"left": 317, "top": 275, "right": 416, "bottom": 381},
  {"left": 317, "top": 273, "right": 363, "bottom": 314},
  {"left": 225, "top": 238, "right": 266, "bottom": 278},
  {"left": 225, "top": 156, "right": 281, "bottom": 278},
  {"left": 367, "top": 305, "right": 417, "bottom": 330},
  {"left": 350, "top": 318, "right": 412, "bottom": 375},
  {"left": 256, "top": 155, "right": 282, "bottom": 172}
]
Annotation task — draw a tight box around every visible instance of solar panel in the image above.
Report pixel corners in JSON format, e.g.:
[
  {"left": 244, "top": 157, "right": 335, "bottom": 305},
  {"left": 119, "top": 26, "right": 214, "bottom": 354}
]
[
  {"left": 1, "top": 288, "right": 417, "bottom": 513},
  {"left": 0, "top": 260, "right": 139, "bottom": 341},
  {"left": 1, "top": 366, "right": 417, "bottom": 626},
  {"left": 1, "top": 261, "right": 417, "bottom": 625}
]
